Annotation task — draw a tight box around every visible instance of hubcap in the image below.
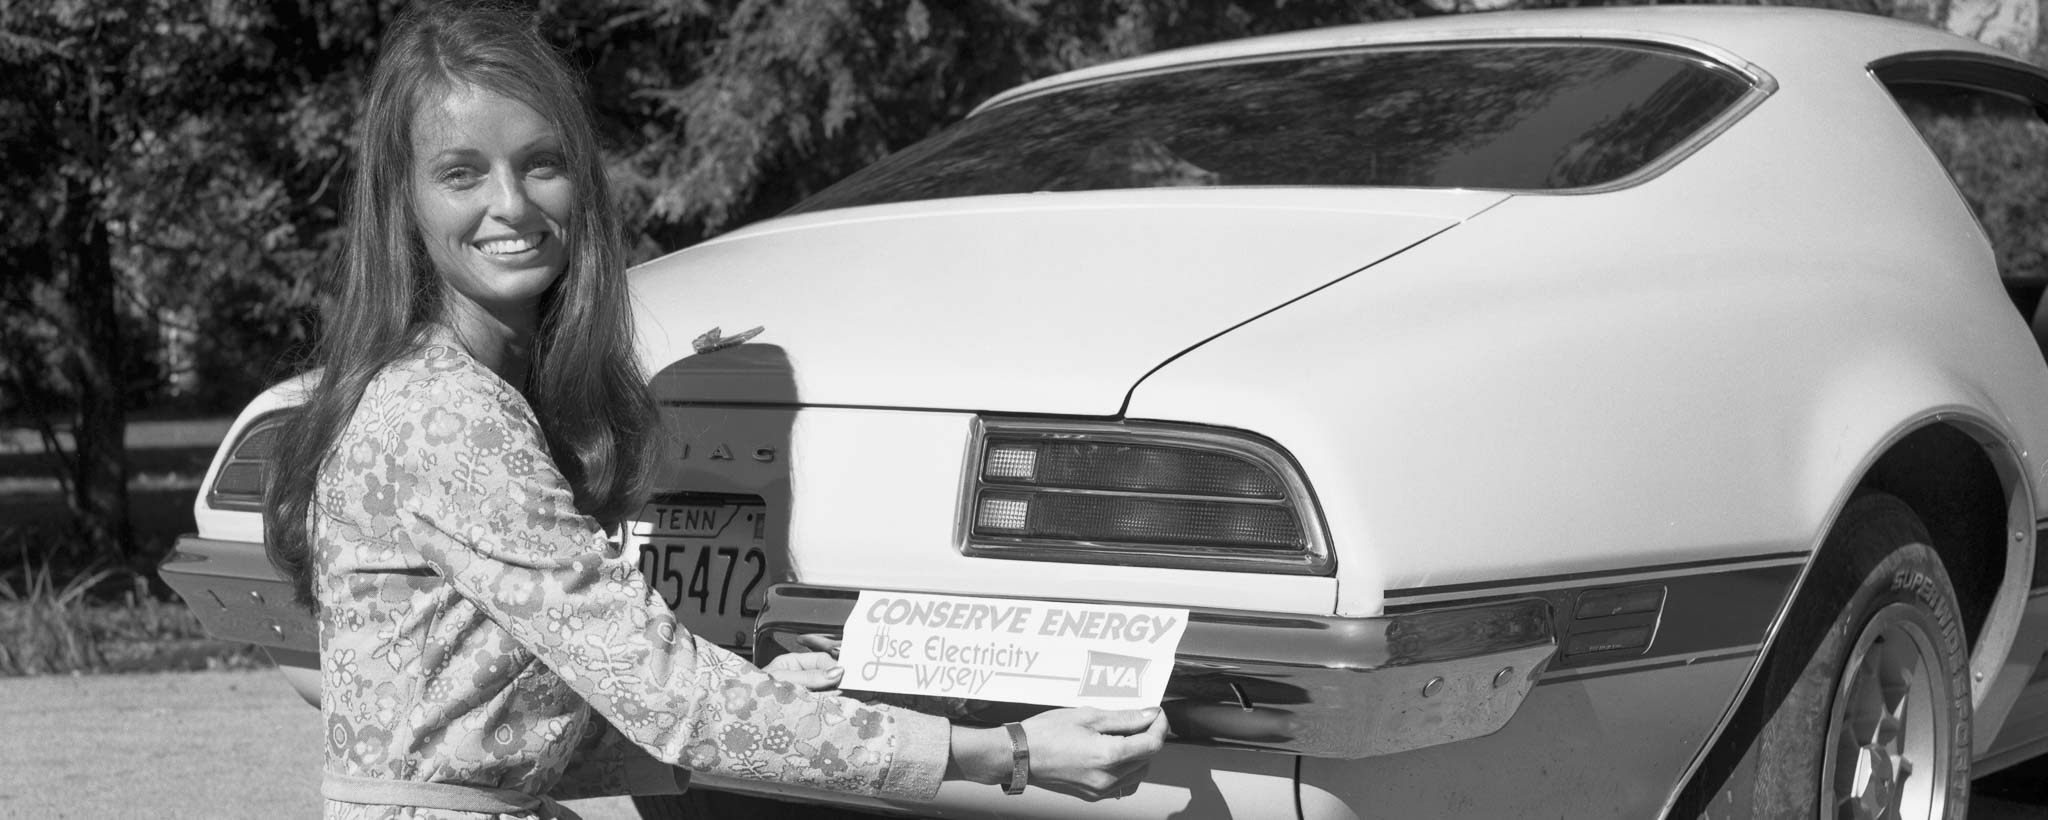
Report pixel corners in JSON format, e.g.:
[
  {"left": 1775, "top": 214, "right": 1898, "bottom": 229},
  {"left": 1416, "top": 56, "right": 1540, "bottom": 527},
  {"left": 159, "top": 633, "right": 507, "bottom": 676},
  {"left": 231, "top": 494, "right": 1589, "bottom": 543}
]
[{"left": 1821, "top": 602, "right": 1951, "bottom": 820}]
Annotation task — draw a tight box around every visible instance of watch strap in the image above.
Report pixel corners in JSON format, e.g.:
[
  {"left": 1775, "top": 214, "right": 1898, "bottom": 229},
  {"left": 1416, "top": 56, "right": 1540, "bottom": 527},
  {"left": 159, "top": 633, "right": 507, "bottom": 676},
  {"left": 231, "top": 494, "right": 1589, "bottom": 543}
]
[{"left": 1002, "top": 722, "right": 1030, "bottom": 796}]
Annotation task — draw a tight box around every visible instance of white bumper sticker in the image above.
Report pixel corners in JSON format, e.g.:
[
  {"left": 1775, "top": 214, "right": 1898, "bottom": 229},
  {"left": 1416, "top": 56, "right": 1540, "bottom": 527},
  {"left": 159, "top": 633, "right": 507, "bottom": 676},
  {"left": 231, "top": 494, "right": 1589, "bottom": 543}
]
[{"left": 839, "top": 590, "right": 1189, "bottom": 709}]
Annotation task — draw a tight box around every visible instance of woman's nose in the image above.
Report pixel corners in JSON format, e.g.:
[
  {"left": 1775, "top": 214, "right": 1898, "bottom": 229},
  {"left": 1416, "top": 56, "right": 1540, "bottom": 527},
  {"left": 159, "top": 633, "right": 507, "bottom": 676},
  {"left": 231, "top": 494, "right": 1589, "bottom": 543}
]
[{"left": 487, "top": 172, "right": 533, "bottom": 223}]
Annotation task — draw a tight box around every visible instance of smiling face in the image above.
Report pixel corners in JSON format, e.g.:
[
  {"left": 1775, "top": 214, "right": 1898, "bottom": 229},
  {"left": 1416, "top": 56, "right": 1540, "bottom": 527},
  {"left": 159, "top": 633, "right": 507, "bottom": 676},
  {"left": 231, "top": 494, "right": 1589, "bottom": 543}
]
[{"left": 410, "top": 83, "right": 574, "bottom": 334}]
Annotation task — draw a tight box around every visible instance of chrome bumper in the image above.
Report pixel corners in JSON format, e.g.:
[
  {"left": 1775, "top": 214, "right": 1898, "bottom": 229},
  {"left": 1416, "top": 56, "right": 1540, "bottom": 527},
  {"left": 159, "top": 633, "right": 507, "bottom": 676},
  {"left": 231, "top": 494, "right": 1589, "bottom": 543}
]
[
  {"left": 753, "top": 584, "right": 1557, "bottom": 759},
  {"left": 161, "top": 535, "right": 1558, "bottom": 760},
  {"left": 159, "top": 535, "right": 317, "bottom": 653}
]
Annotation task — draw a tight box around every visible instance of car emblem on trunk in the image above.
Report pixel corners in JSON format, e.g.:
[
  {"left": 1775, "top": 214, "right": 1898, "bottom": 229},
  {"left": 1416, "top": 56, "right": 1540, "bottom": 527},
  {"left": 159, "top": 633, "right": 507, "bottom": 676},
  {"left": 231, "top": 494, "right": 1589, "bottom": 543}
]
[
  {"left": 693, "top": 325, "right": 764, "bottom": 355},
  {"left": 676, "top": 441, "right": 776, "bottom": 463}
]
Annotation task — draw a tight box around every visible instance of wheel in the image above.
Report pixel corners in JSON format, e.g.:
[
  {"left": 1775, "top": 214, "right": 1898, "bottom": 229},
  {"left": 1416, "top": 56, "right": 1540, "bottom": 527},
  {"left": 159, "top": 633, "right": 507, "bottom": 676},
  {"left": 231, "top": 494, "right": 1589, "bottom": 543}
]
[{"left": 1675, "top": 492, "right": 1971, "bottom": 819}]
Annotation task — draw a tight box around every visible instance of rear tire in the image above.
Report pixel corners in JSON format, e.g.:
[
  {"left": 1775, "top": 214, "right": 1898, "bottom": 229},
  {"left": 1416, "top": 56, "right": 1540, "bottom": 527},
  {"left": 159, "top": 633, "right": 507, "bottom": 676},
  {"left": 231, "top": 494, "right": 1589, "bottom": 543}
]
[{"left": 1677, "top": 492, "right": 1970, "bottom": 819}]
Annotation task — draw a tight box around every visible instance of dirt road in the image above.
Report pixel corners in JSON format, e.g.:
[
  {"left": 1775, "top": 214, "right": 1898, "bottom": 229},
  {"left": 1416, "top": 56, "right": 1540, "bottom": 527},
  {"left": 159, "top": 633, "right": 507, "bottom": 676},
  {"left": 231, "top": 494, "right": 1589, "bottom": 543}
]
[{"left": 0, "top": 669, "right": 633, "bottom": 819}]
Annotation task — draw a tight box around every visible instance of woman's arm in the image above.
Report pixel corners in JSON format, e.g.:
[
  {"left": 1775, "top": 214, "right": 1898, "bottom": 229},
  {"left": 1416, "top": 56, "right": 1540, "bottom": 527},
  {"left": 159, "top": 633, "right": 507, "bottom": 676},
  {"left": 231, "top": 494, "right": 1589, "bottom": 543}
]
[
  {"left": 388, "top": 352, "right": 1163, "bottom": 801},
  {"left": 388, "top": 356, "right": 949, "bottom": 800},
  {"left": 547, "top": 651, "right": 849, "bottom": 799},
  {"left": 778, "top": 637, "right": 1169, "bottom": 800},
  {"left": 760, "top": 650, "right": 1168, "bottom": 799},
  {"left": 549, "top": 715, "right": 689, "bottom": 800}
]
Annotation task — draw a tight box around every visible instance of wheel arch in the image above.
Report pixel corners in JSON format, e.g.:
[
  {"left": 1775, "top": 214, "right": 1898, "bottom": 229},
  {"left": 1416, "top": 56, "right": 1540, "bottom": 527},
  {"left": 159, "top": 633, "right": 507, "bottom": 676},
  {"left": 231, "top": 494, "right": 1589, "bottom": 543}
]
[
  {"left": 1665, "top": 411, "right": 2036, "bottom": 817},
  {"left": 1852, "top": 413, "right": 2037, "bottom": 756},
  {"left": 1856, "top": 417, "right": 2025, "bottom": 650}
]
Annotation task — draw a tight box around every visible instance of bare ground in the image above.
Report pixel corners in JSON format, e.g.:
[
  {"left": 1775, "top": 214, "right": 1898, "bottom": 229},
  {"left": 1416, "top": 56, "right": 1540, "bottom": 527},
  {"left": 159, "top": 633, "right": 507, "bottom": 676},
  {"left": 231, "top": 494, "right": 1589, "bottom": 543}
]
[{"left": 0, "top": 668, "right": 634, "bottom": 820}]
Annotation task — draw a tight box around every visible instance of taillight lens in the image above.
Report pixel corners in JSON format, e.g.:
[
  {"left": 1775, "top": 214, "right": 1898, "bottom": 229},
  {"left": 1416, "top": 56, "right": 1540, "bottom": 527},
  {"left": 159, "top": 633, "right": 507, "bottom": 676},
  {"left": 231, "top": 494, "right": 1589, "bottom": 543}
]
[
  {"left": 206, "top": 414, "right": 287, "bottom": 511},
  {"left": 962, "top": 420, "right": 1330, "bottom": 573}
]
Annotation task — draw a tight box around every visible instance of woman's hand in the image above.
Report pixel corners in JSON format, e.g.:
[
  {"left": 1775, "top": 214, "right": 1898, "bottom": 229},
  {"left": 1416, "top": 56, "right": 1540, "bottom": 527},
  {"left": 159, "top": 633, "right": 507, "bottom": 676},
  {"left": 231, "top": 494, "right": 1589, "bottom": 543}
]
[
  {"left": 762, "top": 651, "right": 845, "bottom": 692},
  {"left": 1020, "top": 707, "right": 1167, "bottom": 800},
  {"left": 793, "top": 633, "right": 842, "bottom": 657},
  {"left": 951, "top": 706, "right": 1168, "bottom": 800},
  {"left": 761, "top": 633, "right": 847, "bottom": 691}
]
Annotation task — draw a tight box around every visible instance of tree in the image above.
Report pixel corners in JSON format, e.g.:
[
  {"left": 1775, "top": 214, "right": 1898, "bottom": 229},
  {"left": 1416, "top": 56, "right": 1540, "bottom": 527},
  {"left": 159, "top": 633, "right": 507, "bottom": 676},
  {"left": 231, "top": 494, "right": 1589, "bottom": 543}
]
[
  {"left": 0, "top": 0, "right": 388, "bottom": 564},
  {"left": 574, "top": 0, "right": 1427, "bottom": 250}
]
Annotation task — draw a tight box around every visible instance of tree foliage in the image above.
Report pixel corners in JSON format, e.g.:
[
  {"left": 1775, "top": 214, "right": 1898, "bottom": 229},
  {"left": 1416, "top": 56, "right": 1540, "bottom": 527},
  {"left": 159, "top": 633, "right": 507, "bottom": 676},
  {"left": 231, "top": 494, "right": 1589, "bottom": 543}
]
[
  {"left": 0, "top": 0, "right": 401, "bottom": 561},
  {"left": 1899, "top": 86, "right": 2048, "bottom": 285},
  {"left": 587, "top": 0, "right": 1421, "bottom": 247}
]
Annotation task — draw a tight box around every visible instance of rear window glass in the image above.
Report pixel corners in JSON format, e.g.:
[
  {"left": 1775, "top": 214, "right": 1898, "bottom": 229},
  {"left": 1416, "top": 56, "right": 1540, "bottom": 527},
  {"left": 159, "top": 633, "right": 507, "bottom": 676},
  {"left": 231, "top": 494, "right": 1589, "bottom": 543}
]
[
  {"left": 1890, "top": 83, "right": 2048, "bottom": 283},
  {"left": 791, "top": 42, "right": 1753, "bottom": 214}
]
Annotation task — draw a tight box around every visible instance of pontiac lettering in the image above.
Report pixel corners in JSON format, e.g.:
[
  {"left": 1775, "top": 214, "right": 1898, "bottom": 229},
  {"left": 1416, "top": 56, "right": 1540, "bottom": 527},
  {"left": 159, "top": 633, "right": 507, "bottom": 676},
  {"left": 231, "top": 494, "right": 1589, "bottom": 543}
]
[{"left": 676, "top": 443, "right": 777, "bottom": 463}]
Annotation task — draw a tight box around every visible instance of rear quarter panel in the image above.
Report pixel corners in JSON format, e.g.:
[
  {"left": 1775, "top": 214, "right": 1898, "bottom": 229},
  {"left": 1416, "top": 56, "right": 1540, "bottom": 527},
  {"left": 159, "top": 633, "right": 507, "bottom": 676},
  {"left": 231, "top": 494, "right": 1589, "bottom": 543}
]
[
  {"left": 1128, "top": 54, "right": 2048, "bottom": 818},
  {"left": 1130, "top": 54, "right": 2048, "bottom": 614}
]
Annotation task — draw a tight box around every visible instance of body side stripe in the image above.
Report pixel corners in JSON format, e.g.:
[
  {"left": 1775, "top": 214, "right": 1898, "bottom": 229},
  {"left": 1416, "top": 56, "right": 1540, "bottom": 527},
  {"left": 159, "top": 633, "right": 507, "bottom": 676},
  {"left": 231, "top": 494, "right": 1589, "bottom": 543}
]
[
  {"left": 1538, "top": 646, "right": 1761, "bottom": 685},
  {"left": 1383, "top": 550, "right": 1808, "bottom": 606},
  {"left": 1389, "top": 562, "right": 1800, "bottom": 674}
]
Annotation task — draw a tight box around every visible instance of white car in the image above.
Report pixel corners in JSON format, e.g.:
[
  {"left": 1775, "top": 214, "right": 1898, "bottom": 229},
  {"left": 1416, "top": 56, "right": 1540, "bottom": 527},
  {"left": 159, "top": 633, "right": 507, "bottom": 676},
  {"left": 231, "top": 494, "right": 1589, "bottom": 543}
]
[{"left": 165, "top": 7, "right": 2048, "bottom": 818}]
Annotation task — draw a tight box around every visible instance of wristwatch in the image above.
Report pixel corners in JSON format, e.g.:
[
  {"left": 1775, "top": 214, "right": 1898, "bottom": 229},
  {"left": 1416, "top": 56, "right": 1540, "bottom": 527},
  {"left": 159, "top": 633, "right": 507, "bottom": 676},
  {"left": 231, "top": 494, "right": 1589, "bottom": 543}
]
[{"left": 1002, "top": 722, "right": 1030, "bottom": 795}]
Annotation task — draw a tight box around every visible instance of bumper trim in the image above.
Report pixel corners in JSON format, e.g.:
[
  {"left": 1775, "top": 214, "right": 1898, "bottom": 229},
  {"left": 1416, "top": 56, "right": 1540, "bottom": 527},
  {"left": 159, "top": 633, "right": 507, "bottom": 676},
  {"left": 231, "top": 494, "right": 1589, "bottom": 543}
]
[
  {"left": 159, "top": 536, "right": 317, "bottom": 653},
  {"left": 754, "top": 584, "right": 1557, "bottom": 759}
]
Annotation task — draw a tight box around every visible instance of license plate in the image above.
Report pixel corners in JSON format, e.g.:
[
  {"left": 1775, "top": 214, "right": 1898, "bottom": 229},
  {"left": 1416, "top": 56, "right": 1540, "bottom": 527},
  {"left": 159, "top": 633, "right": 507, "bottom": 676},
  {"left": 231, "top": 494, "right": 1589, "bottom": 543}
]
[{"left": 632, "top": 501, "right": 773, "bottom": 649}]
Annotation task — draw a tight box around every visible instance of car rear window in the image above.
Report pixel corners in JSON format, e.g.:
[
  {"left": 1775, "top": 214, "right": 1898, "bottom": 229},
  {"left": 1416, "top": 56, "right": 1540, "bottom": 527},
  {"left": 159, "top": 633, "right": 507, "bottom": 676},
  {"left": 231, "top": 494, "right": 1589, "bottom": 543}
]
[{"left": 790, "top": 41, "right": 1754, "bottom": 214}]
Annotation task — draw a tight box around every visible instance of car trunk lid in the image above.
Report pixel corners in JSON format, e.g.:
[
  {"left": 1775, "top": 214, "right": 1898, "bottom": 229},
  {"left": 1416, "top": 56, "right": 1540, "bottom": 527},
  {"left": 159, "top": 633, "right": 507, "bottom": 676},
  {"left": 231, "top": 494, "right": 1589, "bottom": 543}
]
[{"left": 633, "top": 188, "right": 1506, "bottom": 413}]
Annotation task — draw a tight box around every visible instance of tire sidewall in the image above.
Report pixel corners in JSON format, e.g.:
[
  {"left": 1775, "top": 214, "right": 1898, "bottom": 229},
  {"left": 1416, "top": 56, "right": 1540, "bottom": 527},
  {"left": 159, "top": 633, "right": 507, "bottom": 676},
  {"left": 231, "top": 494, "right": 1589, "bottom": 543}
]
[{"left": 1753, "top": 493, "right": 1973, "bottom": 818}]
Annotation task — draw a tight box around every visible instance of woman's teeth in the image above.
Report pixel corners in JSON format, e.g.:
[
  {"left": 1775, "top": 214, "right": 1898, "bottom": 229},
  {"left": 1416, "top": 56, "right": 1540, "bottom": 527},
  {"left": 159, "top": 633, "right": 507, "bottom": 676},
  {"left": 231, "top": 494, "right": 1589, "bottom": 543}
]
[{"left": 477, "top": 234, "right": 542, "bottom": 255}]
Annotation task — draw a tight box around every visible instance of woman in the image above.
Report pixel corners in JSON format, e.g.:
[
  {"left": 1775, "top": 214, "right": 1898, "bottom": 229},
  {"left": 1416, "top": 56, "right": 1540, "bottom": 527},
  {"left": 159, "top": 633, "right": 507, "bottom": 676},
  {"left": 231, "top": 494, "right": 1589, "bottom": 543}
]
[{"left": 264, "top": 3, "right": 1166, "bottom": 817}]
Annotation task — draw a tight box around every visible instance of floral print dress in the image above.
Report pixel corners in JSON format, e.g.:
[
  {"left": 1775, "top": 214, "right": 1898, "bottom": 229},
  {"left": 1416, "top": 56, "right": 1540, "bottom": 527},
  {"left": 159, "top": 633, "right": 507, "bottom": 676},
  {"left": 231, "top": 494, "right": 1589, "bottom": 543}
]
[{"left": 315, "top": 345, "right": 948, "bottom": 819}]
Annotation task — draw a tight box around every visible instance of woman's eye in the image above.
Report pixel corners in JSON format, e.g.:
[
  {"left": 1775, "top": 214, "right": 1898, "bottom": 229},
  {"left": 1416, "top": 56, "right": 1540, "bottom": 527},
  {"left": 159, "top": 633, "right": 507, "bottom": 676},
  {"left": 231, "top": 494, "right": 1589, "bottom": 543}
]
[
  {"left": 527, "top": 155, "right": 565, "bottom": 179},
  {"left": 437, "top": 166, "right": 482, "bottom": 186}
]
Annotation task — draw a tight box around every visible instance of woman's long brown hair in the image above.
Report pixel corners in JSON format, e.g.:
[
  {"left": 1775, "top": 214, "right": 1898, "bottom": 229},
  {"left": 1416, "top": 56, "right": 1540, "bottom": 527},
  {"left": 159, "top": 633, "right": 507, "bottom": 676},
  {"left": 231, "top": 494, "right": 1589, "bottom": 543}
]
[{"left": 266, "top": 1, "right": 654, "bottom": 610}]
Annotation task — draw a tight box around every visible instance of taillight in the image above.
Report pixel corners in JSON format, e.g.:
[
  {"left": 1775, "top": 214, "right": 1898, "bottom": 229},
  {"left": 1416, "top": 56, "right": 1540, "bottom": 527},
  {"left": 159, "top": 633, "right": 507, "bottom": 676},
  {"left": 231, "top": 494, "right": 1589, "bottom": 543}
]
[
  {"left": 961, "top": 419, "right": 1331, "bottom": 574},
  {"left": 206, "top": 414, "right": 287, "bottom": 511}
]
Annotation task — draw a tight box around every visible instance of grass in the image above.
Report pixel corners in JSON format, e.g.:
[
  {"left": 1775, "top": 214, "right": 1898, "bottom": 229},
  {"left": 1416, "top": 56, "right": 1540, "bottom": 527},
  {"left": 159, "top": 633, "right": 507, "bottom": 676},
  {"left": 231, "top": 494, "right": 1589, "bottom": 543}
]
[
  {"left": 0, "top": 541, "right": 264, "bottom": 676},
  {"left": 0, "top": 431, "right": 269, "bottom": 676}
]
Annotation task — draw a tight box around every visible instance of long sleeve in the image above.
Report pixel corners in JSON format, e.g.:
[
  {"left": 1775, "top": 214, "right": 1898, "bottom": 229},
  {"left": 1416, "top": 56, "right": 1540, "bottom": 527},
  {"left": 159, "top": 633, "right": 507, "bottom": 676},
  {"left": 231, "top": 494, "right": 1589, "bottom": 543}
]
[
  {"left": 378, "top": 348, "right": 949, "bottom": 801},
  {"left": 548, "top": 715, "right": 686, "bottom": 800}
]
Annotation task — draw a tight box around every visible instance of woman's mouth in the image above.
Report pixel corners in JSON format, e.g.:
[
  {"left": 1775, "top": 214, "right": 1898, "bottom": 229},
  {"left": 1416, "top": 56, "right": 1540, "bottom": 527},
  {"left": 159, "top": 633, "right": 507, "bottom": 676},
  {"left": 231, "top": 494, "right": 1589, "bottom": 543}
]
[{"left": 475, "top": 233, "right": 546, "bottom": 256}]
